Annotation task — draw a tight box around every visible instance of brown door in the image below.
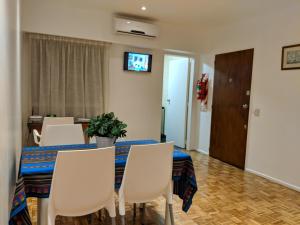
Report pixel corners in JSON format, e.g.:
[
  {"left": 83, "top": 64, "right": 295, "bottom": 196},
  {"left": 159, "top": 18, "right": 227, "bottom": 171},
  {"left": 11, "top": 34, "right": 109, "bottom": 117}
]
[{"left": 210, "top": 49, "right": 254, "bottom": 169}]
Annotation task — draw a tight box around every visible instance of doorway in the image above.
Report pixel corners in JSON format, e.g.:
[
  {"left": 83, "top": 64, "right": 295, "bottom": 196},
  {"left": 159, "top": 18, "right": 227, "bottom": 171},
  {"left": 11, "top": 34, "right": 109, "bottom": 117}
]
[
  {"left": 161, "top": 55, "right": 194, "bottom": 149},
  {"left": 210, "top": 49, "right": 254, "bottom": 169}
]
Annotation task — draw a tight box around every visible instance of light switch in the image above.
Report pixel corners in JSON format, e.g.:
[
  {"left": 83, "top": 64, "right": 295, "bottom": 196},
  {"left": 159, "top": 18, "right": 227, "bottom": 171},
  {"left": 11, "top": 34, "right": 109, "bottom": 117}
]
[{"left": 254, "top": 108, "right": 260, "bottom": 117}]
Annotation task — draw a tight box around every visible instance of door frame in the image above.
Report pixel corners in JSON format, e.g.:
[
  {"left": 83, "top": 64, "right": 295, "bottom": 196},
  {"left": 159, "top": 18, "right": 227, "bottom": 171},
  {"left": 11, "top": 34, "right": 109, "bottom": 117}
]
[{"left": 162, "top": 54, "right": 195, "bottom": 150}]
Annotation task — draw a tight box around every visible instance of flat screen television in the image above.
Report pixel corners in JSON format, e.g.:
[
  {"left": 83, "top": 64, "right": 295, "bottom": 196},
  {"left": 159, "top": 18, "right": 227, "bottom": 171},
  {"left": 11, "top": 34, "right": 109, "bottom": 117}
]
[{"left": 124, "top": 52, "right": 152, "bottom": 72}]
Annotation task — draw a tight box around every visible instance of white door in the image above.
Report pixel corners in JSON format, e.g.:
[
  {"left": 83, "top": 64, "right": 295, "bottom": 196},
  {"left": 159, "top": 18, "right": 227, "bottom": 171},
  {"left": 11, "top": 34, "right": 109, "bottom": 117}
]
[{"left": 164, "top": 57, "right": 189, "bottom": 148}]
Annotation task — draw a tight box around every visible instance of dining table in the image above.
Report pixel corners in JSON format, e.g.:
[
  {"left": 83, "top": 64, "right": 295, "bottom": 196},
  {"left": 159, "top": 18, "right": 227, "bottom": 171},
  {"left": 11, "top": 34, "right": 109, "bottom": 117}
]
[{"left": 9, "top": 139, "right": 198, "bottom": 225}]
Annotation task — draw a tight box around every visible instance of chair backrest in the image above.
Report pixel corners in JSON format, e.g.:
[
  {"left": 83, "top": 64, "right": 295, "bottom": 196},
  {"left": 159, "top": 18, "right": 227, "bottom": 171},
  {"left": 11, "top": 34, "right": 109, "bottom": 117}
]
[
  {"left": 49, "top": 147, "right": 115, "bottom": 217},
  {"left": 41, "top": 117, "right": 74, "bottom": 137},
  {"left": 89, "top": 136, "right": 96, "bottom": 144},
  {"left": 42, "top": 124, "right": 85, "bottom": 146},
  {"left": 121, "top": 142, "right": 174, "bottom": 202}
]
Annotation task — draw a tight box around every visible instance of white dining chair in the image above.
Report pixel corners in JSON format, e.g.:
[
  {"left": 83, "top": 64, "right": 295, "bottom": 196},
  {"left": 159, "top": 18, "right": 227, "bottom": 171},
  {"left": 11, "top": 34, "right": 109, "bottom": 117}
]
[
  {"left": 48, "top": 147, "right": 116, "bottom": 225},
  {"left": 33, "top": 117, "right": 74, "bottom": 146},
  {"left": 118, "top": 142, "right": 174, "bottom": 225},
  {"left": 42, "top": 124, "right": 85, "bottom": 146},
  {"left": 89, "top": 136, "right": 96, "bottom": 144}
]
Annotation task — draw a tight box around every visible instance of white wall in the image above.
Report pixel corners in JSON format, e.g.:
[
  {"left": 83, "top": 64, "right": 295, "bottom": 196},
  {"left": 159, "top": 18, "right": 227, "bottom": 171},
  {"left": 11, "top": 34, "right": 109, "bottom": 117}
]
[
  {"left": 20, "top": 0, "right": 200, "bottom": 142},
  {"left": 21, "top": 0, "right": 300, "bottom": 191},
  {"left": 194, "top": 4, "right": 300, "bottom": 190},
  {"left": 21, "top": 0, "right": 198, "bottom": 53},
  {"left": 193, "top": 58, "right": 214, "bottom": 154},
  {"left": 108, "top": 44, "right": 163, "bottom": 141},
  {"left": 0, "top": 0, "right": 21, "bottom": 223}
]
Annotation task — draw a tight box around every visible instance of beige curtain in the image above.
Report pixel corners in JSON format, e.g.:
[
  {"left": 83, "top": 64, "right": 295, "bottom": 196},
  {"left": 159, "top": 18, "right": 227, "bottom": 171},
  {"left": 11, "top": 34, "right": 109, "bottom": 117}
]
[
  {"left": 22, "top": 33, "right": 110, "bottom": 146},
  {"left": 26, "top": 32, "right": 110, "bottom": 118}
]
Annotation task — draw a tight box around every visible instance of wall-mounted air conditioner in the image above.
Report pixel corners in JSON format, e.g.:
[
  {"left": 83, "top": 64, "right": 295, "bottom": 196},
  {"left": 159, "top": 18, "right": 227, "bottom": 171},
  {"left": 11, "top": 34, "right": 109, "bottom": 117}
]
[{"left": 114, "top": 18, "right": 159, "bottom": 38}]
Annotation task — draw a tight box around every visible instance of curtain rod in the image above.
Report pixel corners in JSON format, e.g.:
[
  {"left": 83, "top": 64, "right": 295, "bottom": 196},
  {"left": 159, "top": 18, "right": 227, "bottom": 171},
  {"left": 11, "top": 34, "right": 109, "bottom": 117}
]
[{"left": 24, "top": 32, "right": 112, "bottom": 46}]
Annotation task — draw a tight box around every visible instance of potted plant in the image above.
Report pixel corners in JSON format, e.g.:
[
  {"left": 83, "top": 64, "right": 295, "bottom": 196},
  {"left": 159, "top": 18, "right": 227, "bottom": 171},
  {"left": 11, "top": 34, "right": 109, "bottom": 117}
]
[{"left": 86, "top": 112, "right": 127, "bottom": 148}]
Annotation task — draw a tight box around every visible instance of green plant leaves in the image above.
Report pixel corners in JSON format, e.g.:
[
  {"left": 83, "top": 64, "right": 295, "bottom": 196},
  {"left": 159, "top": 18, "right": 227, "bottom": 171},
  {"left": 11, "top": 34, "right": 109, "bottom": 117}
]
[{"left": 86, "top": 112, "right": 127, "bottom": 138}]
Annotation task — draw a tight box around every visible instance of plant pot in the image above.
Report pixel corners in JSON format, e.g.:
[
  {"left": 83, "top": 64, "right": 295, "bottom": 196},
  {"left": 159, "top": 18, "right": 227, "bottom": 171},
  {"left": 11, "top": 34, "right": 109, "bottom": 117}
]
[{"left": 96, "top": 136, "right": 116, "bottom": 148}]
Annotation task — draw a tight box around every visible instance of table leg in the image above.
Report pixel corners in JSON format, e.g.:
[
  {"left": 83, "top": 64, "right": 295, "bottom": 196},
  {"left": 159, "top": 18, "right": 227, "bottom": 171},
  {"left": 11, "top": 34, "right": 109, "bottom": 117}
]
[{"left": 37, "top": 198, "right": 49, "bottom": 225}]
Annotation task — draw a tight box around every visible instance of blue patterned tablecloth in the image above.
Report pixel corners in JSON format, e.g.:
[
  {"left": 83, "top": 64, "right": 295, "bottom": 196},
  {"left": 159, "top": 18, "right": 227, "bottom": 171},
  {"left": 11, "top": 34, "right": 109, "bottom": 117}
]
[{"left": 10, "top": 140, "right": 197, "bottom": 225}]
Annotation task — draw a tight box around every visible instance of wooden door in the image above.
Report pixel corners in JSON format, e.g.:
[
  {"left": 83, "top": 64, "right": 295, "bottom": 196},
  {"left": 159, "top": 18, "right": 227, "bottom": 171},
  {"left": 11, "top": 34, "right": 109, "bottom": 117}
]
[{"left": 210, "top": 49, "right": 254, "bottom": 169}]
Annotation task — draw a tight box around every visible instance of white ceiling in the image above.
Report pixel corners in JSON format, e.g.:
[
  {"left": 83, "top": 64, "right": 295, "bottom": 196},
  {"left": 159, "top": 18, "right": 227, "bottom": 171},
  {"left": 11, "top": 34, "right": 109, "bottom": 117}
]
[{"left": 54, "top": 0, "right": 300, "bottom": 28}]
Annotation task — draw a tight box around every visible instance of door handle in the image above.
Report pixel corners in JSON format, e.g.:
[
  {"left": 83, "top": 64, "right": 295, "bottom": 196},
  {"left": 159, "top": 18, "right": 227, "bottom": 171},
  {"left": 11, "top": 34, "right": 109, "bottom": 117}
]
[{"left": 242, "top": 104, "right": 248, "bottom": 109}]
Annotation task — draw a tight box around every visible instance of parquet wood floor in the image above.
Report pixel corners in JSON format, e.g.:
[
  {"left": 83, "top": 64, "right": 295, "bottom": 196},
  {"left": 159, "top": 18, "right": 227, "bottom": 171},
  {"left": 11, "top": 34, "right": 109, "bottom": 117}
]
[{"left": 27, "top": 151, "right": 300, "bottom": 225}]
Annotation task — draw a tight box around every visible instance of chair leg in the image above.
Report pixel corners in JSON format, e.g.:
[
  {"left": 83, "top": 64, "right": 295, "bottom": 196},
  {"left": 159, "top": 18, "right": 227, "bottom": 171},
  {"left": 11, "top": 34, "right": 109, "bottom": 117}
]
[
  {"left": 133, "top": 203, "right": 137, "bottom": 218},
  {"left": 120, "top": 215, "right": 126, "bottom": 225},
  {"left": 139, "top": 203, "right": 146, "bottom": 210},
  {"left": 165, "top": 202, "right": 170, "bottom": 225},
  {"left": 111, "top": 217, "right": 116, "bottom": 225},
  {"left": 88, "top": 214, "right": 91, "bottom": 225},
  {"left": 168, "top": 204, "right": 175, "bottom": 225},
  {"left": 37, "top": 198, "right": 49, "bottom": 225},
  {"left": 141, "top": 203, "right": 146, "bottom": 225}
]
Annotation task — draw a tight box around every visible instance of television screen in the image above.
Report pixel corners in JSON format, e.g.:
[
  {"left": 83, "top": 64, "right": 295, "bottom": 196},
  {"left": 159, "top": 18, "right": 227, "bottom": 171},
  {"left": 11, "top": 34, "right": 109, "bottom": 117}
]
[{"left": 124, "top": 52, "right": 152, "bottom": 72}]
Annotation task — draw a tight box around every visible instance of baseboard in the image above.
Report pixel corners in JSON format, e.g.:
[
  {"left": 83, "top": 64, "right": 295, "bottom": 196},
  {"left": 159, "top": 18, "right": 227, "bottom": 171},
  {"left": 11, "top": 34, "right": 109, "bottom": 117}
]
[
  {"left": 245, "top": 168, "right": 300, "bottom": 192},
  {"left": 196, "top": 148, "right": 209, "bottom": 155}
]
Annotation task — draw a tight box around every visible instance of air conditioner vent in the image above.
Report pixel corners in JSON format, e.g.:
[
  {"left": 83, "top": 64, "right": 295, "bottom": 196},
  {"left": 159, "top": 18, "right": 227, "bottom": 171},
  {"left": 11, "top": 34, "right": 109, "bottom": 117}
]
[
  {"left": 130, "top": 30, "right": 146, "bottom": 35},
  {"left": 114, "top": 18, "right": 159, "bottom": 38}
]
